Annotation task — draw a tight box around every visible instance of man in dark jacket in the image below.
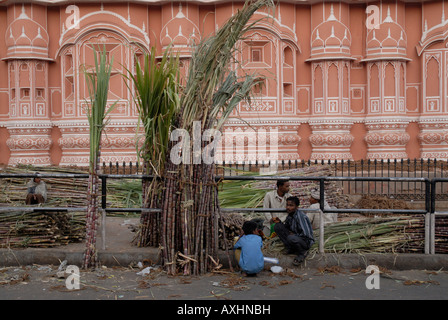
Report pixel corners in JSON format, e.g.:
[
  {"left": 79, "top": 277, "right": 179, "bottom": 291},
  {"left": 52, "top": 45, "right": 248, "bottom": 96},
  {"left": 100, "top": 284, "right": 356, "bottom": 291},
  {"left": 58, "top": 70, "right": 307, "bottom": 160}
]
[{"left": 274, "top": 196, "right": 314, "bottom": 266}]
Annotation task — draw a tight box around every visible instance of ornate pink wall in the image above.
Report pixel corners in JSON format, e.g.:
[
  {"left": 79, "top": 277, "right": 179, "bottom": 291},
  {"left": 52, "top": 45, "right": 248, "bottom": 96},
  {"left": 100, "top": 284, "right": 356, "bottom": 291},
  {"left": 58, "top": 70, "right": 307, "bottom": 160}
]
[{"left": 0, "top": 0, "right": 447, "bottom": 166}]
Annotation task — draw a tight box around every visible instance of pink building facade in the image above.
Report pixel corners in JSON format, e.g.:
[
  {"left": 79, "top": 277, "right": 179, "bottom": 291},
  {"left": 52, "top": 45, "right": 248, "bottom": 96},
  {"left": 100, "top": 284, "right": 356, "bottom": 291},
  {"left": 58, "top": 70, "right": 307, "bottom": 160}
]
[{"left": 0, "top": 0, "right": 447, "bottom": 166}]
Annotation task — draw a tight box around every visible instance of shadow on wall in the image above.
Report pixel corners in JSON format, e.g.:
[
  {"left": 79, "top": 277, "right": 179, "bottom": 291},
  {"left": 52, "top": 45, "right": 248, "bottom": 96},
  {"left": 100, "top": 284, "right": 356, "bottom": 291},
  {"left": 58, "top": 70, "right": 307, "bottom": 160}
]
[
  {"left": 50, "top": 126, "right": 62, "bottom": 166},
  {"left": 350, "top": 123, "right": 367, "bottom": 160},
  {"left": 0, "top": 127, "right": 10, "bottom": 165},
  {"left": 297, "top": 123, "right": 312, "bottom": 160},
  {"left": 406, "top": 121, "right": 421, "bottom": 159}
]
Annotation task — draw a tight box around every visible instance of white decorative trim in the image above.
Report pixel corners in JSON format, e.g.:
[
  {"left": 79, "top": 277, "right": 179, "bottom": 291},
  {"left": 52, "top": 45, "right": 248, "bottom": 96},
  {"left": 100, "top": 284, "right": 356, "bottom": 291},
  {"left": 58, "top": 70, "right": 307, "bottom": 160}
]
[
  {"left": 58, "top": 9, "right": 149, "bottom": 48},
  {"left": 4, "top": 121, "right": 53, "bottom": 128},
  {"left": 53, "top": 120, "right": 139, "bottom": 127},
  {"left": 226, "top": 118, "right": 302, "bottom": 126}
]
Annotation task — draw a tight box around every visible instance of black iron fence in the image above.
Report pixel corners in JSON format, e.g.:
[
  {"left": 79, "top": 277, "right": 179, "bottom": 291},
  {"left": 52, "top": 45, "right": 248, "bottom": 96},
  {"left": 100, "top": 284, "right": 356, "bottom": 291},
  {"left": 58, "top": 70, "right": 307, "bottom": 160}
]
[
  {"left": 102, "top": 158, "right": 448, "bottom": 201},
  {"left": 0, "top": 172, "right": 442, "bottom": 254},
  {"left": 3, "top": 158, "right": 448, "bottom": 254}
]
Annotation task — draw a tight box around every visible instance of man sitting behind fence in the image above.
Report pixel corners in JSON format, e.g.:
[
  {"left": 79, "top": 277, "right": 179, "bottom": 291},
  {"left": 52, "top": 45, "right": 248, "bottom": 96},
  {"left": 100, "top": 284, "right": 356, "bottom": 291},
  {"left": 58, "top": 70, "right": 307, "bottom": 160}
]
[
  {"left": 306, "top": 189, "right": 337, "bottom": 230},
  {"left": 262, "top": 179, "right": 292, "bottom": 235},
  {"left": 25, "top": 174, "right": 47, "bottom": 205}
]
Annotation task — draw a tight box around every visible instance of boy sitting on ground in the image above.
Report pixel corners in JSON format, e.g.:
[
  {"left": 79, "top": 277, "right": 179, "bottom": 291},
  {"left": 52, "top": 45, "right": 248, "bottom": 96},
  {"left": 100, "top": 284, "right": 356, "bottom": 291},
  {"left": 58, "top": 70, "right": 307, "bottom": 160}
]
[
  {"left": 233, "top": 220, "right": 264, "bottom": 276},
  {"left": 273, "top": 196, "right": 314, "bottom": 266}
]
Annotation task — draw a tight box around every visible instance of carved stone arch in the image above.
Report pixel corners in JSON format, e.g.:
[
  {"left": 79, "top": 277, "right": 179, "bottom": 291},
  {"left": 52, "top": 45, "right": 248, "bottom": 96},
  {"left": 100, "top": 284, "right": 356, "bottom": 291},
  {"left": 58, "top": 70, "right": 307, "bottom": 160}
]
[
  {"left": 283, "top": 45, "right": 294, "bottom": 67},
  {"left": 57, "top": 9, "right": 150, "bottom": 58},
  {"left": 327, "top": 62, "right": 339, "bottom": 98},
  {"left": 56, "top": 29, "right": 145, "bottom": 166},
  {"left": 249, "top": 11, "right": 300, "bottom": 53},
  {"left": 312, "top": 63, "right": 324, "bottom": 101},
  {"left": 384, "top": 62, "right": 396, "bottom": 97}
]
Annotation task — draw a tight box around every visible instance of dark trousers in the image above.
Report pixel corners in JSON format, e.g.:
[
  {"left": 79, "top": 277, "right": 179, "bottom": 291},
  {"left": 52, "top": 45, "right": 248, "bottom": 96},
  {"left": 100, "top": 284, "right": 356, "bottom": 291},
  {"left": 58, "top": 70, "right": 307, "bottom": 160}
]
[
  {"left": 274, "top": 222, "right": 310, "bottom": 258},
  {"left": 26, "top": 194, "right": 45, "bottom": 205}
]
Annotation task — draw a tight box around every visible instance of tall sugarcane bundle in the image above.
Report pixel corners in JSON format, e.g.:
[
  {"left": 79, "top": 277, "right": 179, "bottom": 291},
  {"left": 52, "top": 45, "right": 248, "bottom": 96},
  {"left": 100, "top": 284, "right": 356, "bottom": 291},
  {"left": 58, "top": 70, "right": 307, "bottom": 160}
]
[
  {"left": 143, "top": 0, "right": 275, "bottom": 275},
  {"left": 124, "top": 46, "right": 180, "bottom": 247},
  {"left": 82, "top": 46, "right": 117, "bottom": 269}
]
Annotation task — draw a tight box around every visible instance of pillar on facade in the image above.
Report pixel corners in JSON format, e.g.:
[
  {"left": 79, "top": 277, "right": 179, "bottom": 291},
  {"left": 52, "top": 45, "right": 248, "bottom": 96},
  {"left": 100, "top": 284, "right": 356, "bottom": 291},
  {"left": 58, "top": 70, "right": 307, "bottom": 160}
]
[
  {"left": 416, "top": 1, "right": 448, "bottom": 160},
  {"left": 307, "top": 3, "right": 354, "bottom": 160},
  {"left": 223, "top": 2, "right": 301, "bottom": 162},
  {"left": 363, "top": 3, "right": 410, "bottom": 159},
  {"left": 4, "top": 4, "right": 53, "bottom": 165}
]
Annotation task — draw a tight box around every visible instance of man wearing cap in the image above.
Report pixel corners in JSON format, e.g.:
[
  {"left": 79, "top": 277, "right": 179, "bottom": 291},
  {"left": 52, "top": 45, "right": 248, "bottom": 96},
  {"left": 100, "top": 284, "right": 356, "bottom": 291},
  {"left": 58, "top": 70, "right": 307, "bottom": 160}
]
[
  {"left": 25, "top": 175, "right": 48, "bottom": 205},
  {"left": 306, "top": 189, "right": 337, "bottom": 230}
]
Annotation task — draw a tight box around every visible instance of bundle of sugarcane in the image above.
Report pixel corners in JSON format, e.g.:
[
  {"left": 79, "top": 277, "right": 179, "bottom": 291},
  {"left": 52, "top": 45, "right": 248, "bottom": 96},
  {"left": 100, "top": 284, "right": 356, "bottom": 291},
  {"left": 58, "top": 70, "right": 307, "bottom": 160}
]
[
  {"left": 218, "top": 212, "right": 247, "bottom": 250},
  {"left": 0, "top": 165, "right": 89, "bottom": 207},
  {"left": 0, "top": 210, "right": 85, "bottom": 248},
  {"left": 310, "top": 216, "right": 426, "bottom": 254},
  {"left": 356, "top": 195, "right": 411, "bottom": 212},
  {"left": 435, "top": 216, "right": 448, "bottom": 253},
  {"left": 131, "top": 0, "right": 276, "bottom": 276},
  {"left": 252, "top": 166, "right": 352, "bottom": 210},
  {"left": 218, "top": 165, "right": 352, "bottom": 210},
  {"left": 0, "top": 166, "right": 143, "bottom": 212},
  {"left": 124, "top": 45, "right": 180, "bottom": 248},
  {"left": 106, "top": 179, "right": 142, "bottom": 209},
  {"left": 169, "top": 0, "right": 275, "bottom": 275},
  {"left": 262, "top": 216, "right": 426, "bottom": 257},
  {"left": 218, "top": 171, "right": 267, "bottom": 208},
  {"left": 82, "top": 45, "right": 118, "bottom": 269}
]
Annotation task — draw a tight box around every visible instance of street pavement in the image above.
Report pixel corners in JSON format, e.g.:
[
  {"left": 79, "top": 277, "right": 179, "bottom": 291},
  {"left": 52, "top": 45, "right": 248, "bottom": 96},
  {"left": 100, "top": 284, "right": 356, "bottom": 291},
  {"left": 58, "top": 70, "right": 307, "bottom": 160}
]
[
  {"left": 0, "top": 264, "right": 447, "bottom": 300},
  {"left": 1, "top": 216, "right": 447, "bottom": 304}
]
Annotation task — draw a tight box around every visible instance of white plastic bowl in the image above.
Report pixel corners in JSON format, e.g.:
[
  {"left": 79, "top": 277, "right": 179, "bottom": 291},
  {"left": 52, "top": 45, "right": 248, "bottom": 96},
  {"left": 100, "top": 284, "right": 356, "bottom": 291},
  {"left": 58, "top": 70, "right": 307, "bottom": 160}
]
[{"left": 270, "top": 266, "right": 283, "bottom": 273}]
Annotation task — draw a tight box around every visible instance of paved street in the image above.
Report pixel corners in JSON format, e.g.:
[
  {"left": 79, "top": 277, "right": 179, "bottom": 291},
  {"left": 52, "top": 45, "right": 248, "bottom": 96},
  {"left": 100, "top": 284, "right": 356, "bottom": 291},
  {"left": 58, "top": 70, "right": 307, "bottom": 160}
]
[{"left": 1, "top": 264, "right": 447, "bottom": 301}]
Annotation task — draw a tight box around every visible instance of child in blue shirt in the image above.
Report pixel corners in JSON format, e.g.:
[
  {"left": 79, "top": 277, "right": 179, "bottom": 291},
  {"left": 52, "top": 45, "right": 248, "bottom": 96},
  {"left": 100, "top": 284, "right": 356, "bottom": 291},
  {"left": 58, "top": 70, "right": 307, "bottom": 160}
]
[{"left": 233, "top": 220, "right": 264, "bottom": 276}]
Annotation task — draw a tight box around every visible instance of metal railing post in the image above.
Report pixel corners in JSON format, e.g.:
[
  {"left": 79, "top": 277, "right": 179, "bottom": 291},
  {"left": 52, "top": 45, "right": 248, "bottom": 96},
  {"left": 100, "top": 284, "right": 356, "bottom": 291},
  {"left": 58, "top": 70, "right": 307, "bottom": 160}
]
[
  {"left": 429, "top": 179, "right": 437, "bottom": 255},
  {"left": 319, "top": 178, "right": 325, "bottom": 254},
  {"left": 101, "top": 176, "right": 107, "bottom": 210},
  {"left": 425, "top": 179, "right": 432, "bottom": 254},
  {"left": 100, "top": 208, "right": 106, "bottom": 251}
]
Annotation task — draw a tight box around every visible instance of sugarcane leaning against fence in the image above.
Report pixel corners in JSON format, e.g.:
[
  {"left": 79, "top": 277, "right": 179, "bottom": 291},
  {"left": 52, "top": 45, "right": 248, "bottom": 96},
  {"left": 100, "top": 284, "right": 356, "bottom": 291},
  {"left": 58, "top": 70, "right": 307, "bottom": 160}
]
[
  {"left": 82, "top": 45, "right": 118, "bottom": 269},
  {"left": 124, "top": 46, "right": 180, "bottom": 248},
  {"left": 127, "top": 0, "right": 276, "bottom": 275}
]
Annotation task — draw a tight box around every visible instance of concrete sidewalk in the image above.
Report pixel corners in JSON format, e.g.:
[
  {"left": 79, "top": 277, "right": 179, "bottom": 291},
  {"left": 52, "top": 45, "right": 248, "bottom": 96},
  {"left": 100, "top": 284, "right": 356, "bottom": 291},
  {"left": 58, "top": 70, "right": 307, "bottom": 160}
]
[{"left": 1, "top": 216, "right": 447, "bottom": 270}]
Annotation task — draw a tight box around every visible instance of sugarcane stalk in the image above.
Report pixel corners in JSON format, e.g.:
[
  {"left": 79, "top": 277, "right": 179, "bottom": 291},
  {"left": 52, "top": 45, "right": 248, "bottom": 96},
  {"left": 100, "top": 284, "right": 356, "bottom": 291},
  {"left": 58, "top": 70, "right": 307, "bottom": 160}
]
[{"left": 82, "top": 45, "right": 116, "bottom": 269}]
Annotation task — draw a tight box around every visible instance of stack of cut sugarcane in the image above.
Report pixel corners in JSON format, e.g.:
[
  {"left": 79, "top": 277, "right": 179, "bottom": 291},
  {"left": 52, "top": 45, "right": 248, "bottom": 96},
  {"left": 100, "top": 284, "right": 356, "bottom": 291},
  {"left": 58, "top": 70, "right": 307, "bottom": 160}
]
[
  {"left": 0, "top": 210, "right": 85, "bottom": 248},
  {"left": 251, "top": 165, "right": 353, "bottom": 210},
  {"left": 218, "top": 165, "right": 352, "bottom": 210},
  {"left": 356, "top": 195, "right": 411, "bottom": 211},
  {"left": 218, "top": 171, "right": 267, "bottom": 209},
  {"left": 0, "top": 165, "right": 142, "bottom": 211},
  {"left": 218, "top": 212, "right": 247, "bottom": 250},
  {"left": 262, "top": 216, "right": 426, "bottom": 256},
  {"left": 0, "top": 166, "right": 88, "bottom": 207},
  {"left": 310, "top": 216, "right": 426, "bottom": 254},
  {"left": 435, "top": 216, "right": 448, "bottom": 253}
]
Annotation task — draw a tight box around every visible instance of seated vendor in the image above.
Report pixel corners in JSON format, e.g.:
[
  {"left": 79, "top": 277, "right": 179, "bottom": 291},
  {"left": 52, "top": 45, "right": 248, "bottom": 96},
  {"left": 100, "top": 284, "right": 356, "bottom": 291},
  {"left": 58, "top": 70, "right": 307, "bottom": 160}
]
[{"left": 25, "top": 175, "right": 47, "bottom": 205}]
